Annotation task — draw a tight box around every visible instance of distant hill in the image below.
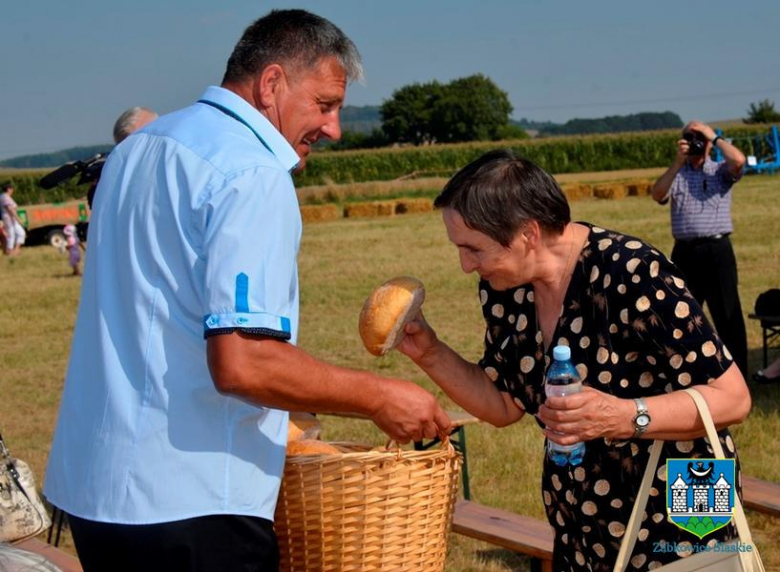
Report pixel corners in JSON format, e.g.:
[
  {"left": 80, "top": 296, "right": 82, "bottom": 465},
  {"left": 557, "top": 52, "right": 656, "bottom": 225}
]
[
  {"left": 513, "top": 118, "right": 559, "bottom": 132},
  {"left": 0, "top": 145, "right": 113, "bottom": 169},
  {"left": 0, "top": 109, "right": 688, "bottom": 167},
  {"left": 341, "top": 105, "right": 382, "bottom": 134},
  {"left": 539, "top": 112, "right": 683, "bottom": 136}
]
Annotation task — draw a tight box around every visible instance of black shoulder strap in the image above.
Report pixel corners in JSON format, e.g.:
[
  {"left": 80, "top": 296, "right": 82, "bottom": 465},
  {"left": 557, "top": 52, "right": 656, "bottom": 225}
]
[{"left": 197, "top": 99, "right": 274, "bottom": 156}]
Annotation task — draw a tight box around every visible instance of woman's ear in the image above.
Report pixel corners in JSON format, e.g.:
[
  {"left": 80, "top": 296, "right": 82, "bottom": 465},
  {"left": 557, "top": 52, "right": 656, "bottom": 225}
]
[{"left": 521, "top": 220, "right": 541, "bottom": 246}]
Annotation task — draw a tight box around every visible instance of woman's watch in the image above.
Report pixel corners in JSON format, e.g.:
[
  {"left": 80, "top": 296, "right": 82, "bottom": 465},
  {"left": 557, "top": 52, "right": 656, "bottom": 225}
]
[{"left": 632, "top": 397, "right": 651, "bottom": 436}]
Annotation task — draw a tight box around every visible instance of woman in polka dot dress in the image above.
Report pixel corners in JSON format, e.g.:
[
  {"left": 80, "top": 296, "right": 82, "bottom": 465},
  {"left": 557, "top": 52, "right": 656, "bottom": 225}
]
[{"left": 397, "top": 150, "right": 752, "bottom": 571}]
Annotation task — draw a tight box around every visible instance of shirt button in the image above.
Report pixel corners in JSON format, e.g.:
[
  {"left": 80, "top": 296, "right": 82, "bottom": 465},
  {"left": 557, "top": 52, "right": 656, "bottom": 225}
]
[
  {"left": 207, "top": 316, "right": 219, "bottom": 326},
  {"left": 236, "top": 317, "right": 248, "bottom": 325}
]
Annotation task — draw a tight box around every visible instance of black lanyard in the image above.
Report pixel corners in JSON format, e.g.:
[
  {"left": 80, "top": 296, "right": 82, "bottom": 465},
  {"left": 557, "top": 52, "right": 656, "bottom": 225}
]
[{"left": 197, "top": 99, "right": 274, "bottom": 156}]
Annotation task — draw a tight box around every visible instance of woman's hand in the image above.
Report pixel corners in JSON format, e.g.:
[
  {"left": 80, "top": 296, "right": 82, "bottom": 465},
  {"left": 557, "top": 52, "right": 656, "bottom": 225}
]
[
  {"left": 396, "top": 311, "right": 440, "bottom": 366},
  {"left": 538, "top": 386, "right": 635, "bottom": 444}
]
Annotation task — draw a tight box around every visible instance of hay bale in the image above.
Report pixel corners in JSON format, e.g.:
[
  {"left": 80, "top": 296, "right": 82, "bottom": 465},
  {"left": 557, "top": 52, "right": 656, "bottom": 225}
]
[
  {"left": 626, "top": 180, "right": 653, "bottom": 197},
  {"left": 593, "top": 184, "right": 628, "bottom": 200},
  {"left": 343, "top": 201, "right": 397, "bottom": 218},
  {"left": 300, "top": 204, "right": 340, "bottom": 224},
  {"left": 343, "top": 202, "right": 379, "bottom": 218},
  {"left": 376, "top": 201, "right": 396, "bottom": 216},
  {"left": 395, "top": 198, "right": 434, "bottom": 214},
  {"left": 561, "top": 184, "right": 593, "bottom": 202}
]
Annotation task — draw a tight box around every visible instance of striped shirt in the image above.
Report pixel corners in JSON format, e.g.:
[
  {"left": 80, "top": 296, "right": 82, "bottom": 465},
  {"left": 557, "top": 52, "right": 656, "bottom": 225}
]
[{"left": 666, "top": 158, "right": 741, "bottom": 240}]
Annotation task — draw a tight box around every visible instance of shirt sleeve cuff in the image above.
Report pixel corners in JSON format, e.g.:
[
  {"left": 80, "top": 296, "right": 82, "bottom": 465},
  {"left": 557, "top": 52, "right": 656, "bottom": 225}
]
[{"left": 203, "top": 312, "right": 291, "bottom": 340}]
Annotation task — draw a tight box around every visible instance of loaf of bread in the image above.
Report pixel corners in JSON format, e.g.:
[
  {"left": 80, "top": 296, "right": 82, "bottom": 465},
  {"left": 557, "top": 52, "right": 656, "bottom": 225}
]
[
  {"left": 359, "top": 276, "right": 425, "bottom": 356},
  {"left": 287, "top": 412, "right": 321, "bottom": 443},
  {"left": 286, "top": 439, "right": 342, "bottom": 456}
]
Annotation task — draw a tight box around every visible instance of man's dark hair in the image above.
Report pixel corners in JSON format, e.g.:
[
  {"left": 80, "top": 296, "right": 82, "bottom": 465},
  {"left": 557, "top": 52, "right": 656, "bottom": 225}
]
[
  {"left": 222, "top": 9, "right": 363, "bottom": 85},
  {"left": 1, "top": 181, "right": 13, "bottom": 192},
  {"left": 434, "top": 149, "right": 571, "bottom": 246}
]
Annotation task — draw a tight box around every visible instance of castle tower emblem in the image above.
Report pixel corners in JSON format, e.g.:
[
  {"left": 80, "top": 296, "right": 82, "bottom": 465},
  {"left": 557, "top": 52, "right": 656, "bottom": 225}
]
[{"left": 666, "top": 458, "right": 735, "bottom": 539}]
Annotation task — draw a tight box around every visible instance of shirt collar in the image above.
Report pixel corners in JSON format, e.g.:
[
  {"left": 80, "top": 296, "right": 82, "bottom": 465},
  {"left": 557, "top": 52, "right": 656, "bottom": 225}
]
[{"left": 197, "top": 86, "right": 300, "bottom": 173}]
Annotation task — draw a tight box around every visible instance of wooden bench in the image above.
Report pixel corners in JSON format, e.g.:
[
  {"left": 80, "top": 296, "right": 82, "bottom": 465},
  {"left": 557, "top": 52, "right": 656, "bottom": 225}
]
[
  {"left": 452, "top": 500, "right": 554, "bottom": 572},
  {"left": 451, "top": 477, "right": 778, "bottom": 572},
  {"left": 743, "top": 475, "right": 780, "bottom": 518},
  {"left": 15, "top": 537, "right": 82, "bottom": 571}
]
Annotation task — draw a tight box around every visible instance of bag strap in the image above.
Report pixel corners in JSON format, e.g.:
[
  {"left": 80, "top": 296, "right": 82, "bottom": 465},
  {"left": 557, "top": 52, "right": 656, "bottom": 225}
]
[
  {"left": 614, "top": 388, "right": 759, "bottom": 572},
  {"left": 682, "top": 388, "right": 757, "bottom": 554},
  {"left": 613, "top": 439, "right": 662, "bottom": 571},
  {"left": 0, "top": 429, "right": 10, "bottom": 460}
]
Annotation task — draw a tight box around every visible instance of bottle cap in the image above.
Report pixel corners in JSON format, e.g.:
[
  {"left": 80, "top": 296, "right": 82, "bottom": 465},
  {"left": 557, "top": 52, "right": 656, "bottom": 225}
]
[{"left": 553, "top": 345, "right": 571, "bottom": 361}]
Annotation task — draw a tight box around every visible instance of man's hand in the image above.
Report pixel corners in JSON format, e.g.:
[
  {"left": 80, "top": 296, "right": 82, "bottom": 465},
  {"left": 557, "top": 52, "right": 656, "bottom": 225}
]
[
  {"left": 674, "top": 137, "right": 689, "bottom": 166},
  {"left": 370, "top": 379, "right": 452, "bottom": 443},
  {"left": 686, "top": 120, "right": 717, "bottom": 142},
  {"left": 537, "top": 386, "right": 635, "bottom": 444}
]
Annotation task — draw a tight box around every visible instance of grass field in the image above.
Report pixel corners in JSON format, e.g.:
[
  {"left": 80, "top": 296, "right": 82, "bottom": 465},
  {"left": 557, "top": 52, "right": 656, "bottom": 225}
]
[{"left": 1, "top": 173, "right": 779, "bottom": 570}]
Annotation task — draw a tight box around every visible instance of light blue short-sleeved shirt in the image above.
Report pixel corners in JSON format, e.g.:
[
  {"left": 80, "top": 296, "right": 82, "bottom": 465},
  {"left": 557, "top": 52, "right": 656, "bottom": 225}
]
[{"left": 44, "top": 86, "right": 302, "bottom": 524}]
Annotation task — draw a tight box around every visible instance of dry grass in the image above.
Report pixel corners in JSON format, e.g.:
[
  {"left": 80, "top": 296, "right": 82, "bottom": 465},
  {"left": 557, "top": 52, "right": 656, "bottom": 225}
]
[{"left": 0, "top": 173, "right": 778, "bottom": 570}]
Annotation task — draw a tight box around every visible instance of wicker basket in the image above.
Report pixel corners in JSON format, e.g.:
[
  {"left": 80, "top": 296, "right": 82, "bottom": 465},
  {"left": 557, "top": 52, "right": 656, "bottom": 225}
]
[{"left": 274, "top": 441, "right": 462, "bottom": 571}]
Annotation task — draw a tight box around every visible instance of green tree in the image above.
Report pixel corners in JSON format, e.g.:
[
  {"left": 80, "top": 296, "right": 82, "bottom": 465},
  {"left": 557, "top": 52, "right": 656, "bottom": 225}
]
[
  {"left": 744, "top": 99, "right": 780, "bottom": 124},
  {"left": 380, "top": 74, "right": 520, "bottom": 145},
  {"left": 431, "top": 74, "right": 514, "bottom": 143},
  {"left": 380, "top": 81, "right": 443, "bottom": 145}
]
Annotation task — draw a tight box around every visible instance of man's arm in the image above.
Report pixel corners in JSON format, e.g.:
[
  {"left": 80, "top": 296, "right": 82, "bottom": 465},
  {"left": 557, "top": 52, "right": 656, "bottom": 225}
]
[
  {"left": 207, "top": 332, "right": 451, "bottom": 443},
  {"left": 714, "top": 137, "right": 746, "bottom": 179}
]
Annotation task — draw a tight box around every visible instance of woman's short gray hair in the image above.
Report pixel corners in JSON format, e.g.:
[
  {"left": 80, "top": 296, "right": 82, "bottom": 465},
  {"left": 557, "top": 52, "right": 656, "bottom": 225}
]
[
  {"left": 222, "top": 9, "right": 363, "bottom": 85},
  {"left": 434, "top": 149, "right": 571, "bottom": 246}
]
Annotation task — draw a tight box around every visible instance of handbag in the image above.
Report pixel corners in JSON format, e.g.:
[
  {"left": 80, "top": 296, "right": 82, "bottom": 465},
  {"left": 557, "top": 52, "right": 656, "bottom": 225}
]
[
  {"left": 614, "top": 388, "right": 765, "bottom": 572},
  {"left": 754, "top": 288, "right": 780, "bottom": 317},
  {"left": 0, "top": 430, "right": 52, "bottom": 544}
]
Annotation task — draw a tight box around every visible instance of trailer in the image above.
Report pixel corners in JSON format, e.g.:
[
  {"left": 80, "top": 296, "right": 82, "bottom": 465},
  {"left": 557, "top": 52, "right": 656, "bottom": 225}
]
[
  {"left": 16, "top": 199, "right": 90, "bottom": 248},
  {"left": 714, "top": 124, "right": 780, "bottom": 175}
]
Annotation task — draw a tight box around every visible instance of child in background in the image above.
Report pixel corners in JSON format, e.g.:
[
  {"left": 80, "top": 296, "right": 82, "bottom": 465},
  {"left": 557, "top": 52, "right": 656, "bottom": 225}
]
[{"left": 63, "top": 225, "right": 85, "bottom": 276}]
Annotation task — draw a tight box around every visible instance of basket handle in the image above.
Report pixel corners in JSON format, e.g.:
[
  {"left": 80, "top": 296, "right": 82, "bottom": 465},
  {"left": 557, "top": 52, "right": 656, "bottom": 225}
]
[{"left": 384, "top": 435, "right": 454, "bottom": 458}]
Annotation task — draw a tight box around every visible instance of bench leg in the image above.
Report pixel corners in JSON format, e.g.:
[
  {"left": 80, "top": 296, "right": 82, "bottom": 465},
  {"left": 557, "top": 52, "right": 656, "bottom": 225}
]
[
  {"left": 456, "top": 426, "right": 471, "bottom": 501},
  {"left": 530, "top": 558, "right": 553, "bottom": 572},
  {"left": 764, "top": 326, "right": 769, "bottom": 368},
  {"left": 47, "top": 506, "right": 66, "bottom": 547}
]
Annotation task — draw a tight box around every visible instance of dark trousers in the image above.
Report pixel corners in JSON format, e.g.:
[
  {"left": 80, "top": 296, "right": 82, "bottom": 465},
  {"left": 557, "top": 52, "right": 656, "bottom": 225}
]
[
  {"left": 68, "top": 513, "right": 279, "bottom": 572},
  {"left": 671, "top": 235, "right": 748, "bottom": 376}
]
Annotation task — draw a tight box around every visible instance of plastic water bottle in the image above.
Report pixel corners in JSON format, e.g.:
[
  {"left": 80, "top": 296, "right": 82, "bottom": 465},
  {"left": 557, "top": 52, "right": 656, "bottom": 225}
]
[{"left": 544, "top": 345, "right": 586, "bottom": 466}]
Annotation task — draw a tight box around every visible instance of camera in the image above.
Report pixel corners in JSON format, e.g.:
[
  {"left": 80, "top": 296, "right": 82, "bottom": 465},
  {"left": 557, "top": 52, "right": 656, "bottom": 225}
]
[
  {"left": 683, "top": 131, "right": 707, "bottom": 157},
  {"left": 40, "top": 153, "right": 107, "bottom": 190}
]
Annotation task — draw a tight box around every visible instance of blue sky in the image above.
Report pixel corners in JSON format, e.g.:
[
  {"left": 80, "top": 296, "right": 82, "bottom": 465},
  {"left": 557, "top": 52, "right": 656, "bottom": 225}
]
[{"left": 2, "top": 1, "right": 779, "bottom": 160}]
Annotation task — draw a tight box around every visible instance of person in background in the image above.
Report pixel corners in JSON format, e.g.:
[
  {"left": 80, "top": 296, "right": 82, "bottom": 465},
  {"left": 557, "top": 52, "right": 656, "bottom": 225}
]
[
  {"left": 753, "top": 354, "right": 780, "bottom": 384},
  {"left": 0, "top": 182, "right": 25, "bottom": 256},
  {"left": 45, "top": 10, "right": 450, "bottom": 572},
  {"left": 398, "top": 149, "right": 751, "bottom": 570},
  {"left": 63, "top": 224, "right": 85, "bottom": 276},
  {"left": 112, "top": 106, "right": 159, "bottom": 145},
  {"left": 650, "top": 121, "right": 749, "bottom": 377},
  {"left": 87, "top": 107, "right": 159, "bottom": 209}
]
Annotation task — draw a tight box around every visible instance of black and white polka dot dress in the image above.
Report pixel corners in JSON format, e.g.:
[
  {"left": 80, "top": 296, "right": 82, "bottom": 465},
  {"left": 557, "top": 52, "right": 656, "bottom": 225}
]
[{"left": 478, "top": 224, "right": 740, "bottom": 571}]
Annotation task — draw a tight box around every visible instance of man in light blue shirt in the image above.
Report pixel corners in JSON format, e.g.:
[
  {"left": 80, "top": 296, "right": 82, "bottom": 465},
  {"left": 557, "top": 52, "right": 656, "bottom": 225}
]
[{"left": 45, "top": 10, "right": 450, "bottom": 571}]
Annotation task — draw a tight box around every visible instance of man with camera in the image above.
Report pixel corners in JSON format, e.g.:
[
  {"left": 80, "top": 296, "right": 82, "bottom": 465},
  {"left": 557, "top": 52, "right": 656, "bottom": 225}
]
[{"left": 651, "top": 120, "right": 748, "bottom": 376}]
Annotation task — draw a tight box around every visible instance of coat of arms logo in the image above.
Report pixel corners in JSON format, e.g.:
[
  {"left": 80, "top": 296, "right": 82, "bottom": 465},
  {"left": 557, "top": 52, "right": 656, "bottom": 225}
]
[{"left": 666, "top": 458, "right": 735, "bottom": 539}]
